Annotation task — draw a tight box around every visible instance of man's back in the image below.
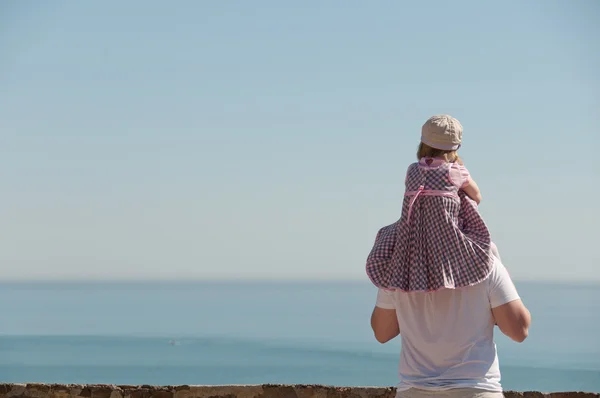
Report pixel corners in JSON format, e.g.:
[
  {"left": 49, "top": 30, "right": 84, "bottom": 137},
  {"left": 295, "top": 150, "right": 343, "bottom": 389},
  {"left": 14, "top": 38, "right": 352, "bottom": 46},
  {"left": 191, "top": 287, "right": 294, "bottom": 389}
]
[{"left": 375, "top": 258, "right": 527, "bottom": 392}]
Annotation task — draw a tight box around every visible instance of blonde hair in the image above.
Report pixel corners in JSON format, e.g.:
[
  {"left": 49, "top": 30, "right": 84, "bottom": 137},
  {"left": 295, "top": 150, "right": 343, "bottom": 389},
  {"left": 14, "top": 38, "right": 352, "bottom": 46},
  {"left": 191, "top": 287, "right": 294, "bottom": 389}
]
[{"left": 417, "top": 142, "right": 463, "bottom": 165}]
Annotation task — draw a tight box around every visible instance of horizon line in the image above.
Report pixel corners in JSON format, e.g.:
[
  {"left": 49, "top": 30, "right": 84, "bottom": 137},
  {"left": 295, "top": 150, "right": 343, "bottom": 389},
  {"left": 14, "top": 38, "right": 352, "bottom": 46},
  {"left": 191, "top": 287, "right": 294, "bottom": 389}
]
[{"left": 0, "top": 277, "right": 599, "bottom": 286}]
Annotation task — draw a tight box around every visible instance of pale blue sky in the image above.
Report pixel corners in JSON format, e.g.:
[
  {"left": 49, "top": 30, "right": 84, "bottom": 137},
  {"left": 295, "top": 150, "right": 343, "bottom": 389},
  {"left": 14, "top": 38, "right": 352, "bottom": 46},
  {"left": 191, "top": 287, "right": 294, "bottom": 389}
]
[{"left": 1, "top": 1, "right": 598, "bottom": 281}]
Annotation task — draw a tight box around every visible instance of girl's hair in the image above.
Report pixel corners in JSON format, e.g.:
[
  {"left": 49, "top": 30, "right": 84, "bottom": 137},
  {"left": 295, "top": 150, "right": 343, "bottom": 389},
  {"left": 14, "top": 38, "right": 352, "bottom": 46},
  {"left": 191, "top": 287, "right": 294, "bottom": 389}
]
[{"left": 417, "top": 142, "right": 463, "bottom": 165}]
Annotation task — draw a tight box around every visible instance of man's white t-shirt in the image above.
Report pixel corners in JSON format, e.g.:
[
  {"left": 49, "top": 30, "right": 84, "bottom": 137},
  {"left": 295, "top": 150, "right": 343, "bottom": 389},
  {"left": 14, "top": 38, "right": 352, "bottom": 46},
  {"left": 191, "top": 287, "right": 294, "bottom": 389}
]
[{"left": 375, "top": 258, "right": 520, "bottom": 392}]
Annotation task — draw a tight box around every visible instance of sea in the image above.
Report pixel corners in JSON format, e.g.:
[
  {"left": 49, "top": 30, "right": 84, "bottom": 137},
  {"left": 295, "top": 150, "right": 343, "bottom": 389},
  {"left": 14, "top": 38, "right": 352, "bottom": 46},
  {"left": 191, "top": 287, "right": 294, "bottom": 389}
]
[{"left": 0, "top": 281, "right": 599, "bottom": 392}]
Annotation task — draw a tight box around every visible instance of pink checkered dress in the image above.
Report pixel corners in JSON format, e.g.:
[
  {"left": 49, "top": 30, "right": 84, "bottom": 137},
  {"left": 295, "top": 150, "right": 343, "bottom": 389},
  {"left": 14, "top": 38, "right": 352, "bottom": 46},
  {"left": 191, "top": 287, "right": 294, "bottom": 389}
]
[{"left": 366, "top": 159, "right": 494, "bottom": 292}]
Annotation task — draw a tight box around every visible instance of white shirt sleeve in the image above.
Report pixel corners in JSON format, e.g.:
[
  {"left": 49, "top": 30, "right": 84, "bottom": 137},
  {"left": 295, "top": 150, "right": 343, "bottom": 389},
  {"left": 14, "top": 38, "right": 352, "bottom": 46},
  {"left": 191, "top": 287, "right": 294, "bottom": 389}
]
[
  {"left": 487, "top": 259, "right": 521, "bottom": 308},
  {"left": 375, "top": 288, "right": 396, "bottom": 309}
]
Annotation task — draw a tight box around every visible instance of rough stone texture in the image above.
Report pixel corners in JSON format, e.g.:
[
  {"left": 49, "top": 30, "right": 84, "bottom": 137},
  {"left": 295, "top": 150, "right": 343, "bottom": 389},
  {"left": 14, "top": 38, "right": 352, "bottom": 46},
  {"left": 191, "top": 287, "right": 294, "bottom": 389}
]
[{"left": 0, "top": 385, "right": 597, "bottom": 398}]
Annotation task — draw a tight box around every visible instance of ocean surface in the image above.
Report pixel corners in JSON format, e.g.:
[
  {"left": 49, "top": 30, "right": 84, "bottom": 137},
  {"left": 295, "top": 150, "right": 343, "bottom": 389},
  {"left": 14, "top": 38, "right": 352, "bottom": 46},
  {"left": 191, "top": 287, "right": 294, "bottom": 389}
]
[{"left": 0, "top": 281, "right": 598, "bottom": 392}]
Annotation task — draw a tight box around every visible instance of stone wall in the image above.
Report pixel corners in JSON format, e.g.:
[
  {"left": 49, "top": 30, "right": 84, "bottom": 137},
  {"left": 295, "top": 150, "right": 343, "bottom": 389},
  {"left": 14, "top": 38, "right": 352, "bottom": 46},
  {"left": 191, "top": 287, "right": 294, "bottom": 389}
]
[{"left": 0, "top": 384, "right": 598, "bottom": 398}]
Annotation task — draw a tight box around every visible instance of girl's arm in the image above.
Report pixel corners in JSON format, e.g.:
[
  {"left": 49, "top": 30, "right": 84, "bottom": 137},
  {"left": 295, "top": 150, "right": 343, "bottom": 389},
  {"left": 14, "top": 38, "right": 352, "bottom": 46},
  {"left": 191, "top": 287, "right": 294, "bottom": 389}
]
[
  {"left": 462, "top": 177, "right": 482, "bottom": 204},
  {"left": 450, "top": 162, "right": 481, "bottom": 204}
]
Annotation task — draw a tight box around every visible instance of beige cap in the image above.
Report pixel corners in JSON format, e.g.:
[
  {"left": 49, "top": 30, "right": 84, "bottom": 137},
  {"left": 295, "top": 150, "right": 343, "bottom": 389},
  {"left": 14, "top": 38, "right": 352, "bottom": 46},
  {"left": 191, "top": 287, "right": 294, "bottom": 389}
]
[{"left": 421, "top": 114, "right": 463, "bottom": 151}]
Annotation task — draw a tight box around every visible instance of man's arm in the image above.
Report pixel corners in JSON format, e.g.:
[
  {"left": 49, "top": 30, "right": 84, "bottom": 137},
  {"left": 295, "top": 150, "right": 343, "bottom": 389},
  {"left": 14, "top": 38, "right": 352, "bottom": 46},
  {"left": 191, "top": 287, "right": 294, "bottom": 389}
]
[
  {"left": 370, "top": 306, "right": 400, "bottom": 343},
  {"left": 488, "top": 261, "right": 532, "bottom": 343},
  {"left": 370, "top": 289, "right": 400, "bottom": 344},
  {"left": 492, "top": 299, "right": 531, "bottom": 343}
]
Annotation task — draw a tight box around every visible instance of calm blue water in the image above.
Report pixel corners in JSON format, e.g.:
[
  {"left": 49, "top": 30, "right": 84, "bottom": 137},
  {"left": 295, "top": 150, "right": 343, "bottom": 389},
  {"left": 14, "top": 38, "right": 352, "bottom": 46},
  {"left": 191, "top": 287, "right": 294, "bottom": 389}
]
[{"left": 0, "top": 281, "right": 598, "bottom": 392}]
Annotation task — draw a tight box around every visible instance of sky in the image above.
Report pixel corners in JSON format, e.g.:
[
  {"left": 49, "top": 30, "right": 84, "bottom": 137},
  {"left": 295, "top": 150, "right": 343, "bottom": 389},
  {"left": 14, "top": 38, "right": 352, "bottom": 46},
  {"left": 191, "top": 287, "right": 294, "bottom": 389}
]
[{"left": 1, "top": 0, "right": 598, "bottom": 282}]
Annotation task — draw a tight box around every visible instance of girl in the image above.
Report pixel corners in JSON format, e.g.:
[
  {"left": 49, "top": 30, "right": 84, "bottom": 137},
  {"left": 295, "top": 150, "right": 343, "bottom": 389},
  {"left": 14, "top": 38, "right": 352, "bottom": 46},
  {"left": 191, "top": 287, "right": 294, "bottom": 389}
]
[{"left": 366, "top": 114, "right": 497, "bottom": 292}]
